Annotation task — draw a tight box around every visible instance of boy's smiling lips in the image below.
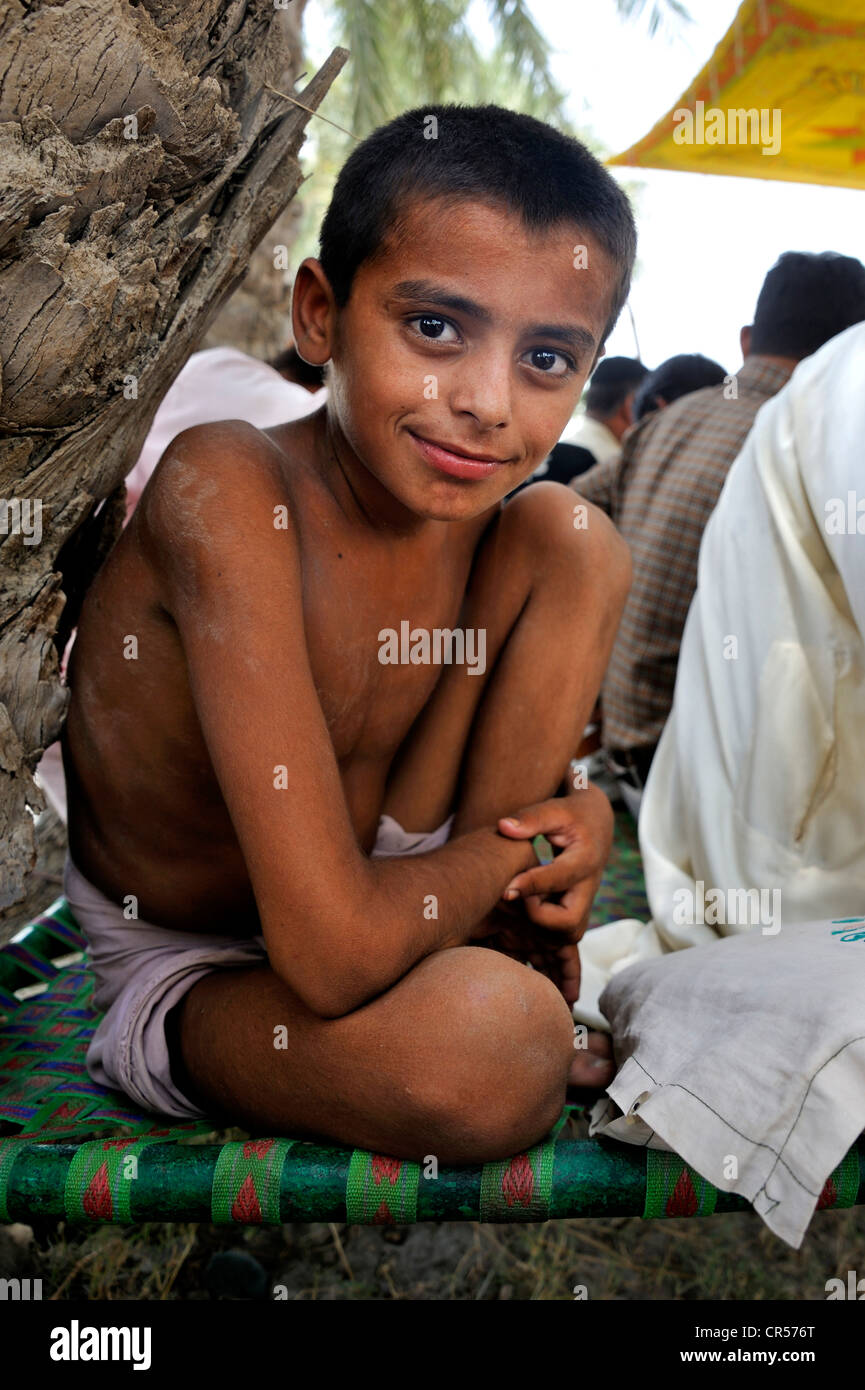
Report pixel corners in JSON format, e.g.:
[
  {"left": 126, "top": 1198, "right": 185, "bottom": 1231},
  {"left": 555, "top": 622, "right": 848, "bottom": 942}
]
[{"left": 407, "top": 429, "right": 514, "bottom": 480}]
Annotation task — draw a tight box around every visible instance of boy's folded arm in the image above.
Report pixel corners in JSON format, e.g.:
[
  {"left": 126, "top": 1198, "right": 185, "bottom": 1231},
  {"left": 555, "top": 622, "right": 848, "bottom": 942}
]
[{"left": 142, "top": 427, "right": 534, "bottom": 1017}]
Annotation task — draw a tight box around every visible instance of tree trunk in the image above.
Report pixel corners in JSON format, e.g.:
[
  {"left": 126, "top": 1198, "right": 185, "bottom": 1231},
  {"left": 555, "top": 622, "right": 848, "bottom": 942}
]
[
  {"left": 0, "top": 0, "right": 346, "bottom": 912},
  {"left": 203, "top": 0, "right": 312, "bottom": 358}
]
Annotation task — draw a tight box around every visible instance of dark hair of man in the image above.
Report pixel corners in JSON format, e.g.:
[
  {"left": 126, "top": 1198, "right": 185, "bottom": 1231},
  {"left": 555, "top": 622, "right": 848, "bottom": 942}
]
[
  {"left": 633, "top": 353, "right": 727, "bottom": 421},
  {"left": 268, "top": 346, "right": 326, "bottom": 389},
  {"left": 584, "top": 355, "right": 648, "bottom": 417},
  {"left": 751, "top": 250, "right": 865, "bottom": 360},
  {"left": 319, "top": 104, "right": 637, "bottom": 346}
]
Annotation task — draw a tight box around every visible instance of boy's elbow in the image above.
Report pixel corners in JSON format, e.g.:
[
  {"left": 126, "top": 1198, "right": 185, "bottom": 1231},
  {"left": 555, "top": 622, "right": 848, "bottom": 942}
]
[
  {"left": 268, "top": 946, "right": 376, "bottom": 1020},
  {"left": 266, "top": 878, "right": 404, "bottom": 1018}
]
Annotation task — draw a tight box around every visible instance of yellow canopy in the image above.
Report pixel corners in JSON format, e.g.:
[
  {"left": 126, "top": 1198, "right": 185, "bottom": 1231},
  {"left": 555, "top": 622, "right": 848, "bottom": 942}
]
[{"left": 609, "top": 0, "right": 865, "bottom": 189}]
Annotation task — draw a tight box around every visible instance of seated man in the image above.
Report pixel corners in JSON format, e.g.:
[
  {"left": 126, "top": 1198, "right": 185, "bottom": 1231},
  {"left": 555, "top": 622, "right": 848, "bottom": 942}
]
[
  {"left": 559, "top": 355, "right": 648, "bottom": 469},
  {"left": 631, "top": 352, "right": 726, "bottom": 422},
  {"left": 641, "top": 318, "right": 865, "bottom": 937},
  {"left": 576, "top": 319, "right": 865, "bottom": 1025},
  {"left": 523, "top": 355, "right": 649, "bottom": 493},
  {"left": 573, "top": 251, "right": 865, "bottom": 805},
  {"left": 61, "top": 104, "right": 634, "bottom": 1163}
]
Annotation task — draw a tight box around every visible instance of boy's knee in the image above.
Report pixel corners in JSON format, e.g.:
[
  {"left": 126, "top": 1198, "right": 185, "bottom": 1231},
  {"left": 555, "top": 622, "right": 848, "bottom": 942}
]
[
  {"left": 411, "top": 951, "right": 573, "bottom": 1162},
  {"left": 506, "top": 481, "right": 631, "bottom": 597}
]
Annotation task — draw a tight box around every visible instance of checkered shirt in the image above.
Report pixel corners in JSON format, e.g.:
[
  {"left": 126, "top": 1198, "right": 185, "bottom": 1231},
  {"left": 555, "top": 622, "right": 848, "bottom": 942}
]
[{"left": 574, "top": 356, "right": 794, "bottom": 752}]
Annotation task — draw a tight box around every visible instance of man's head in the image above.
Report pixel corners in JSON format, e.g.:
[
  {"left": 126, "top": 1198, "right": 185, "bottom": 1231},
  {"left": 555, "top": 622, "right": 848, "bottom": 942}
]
[
  {"left": 633, "top": 353, "right": 726, "bottom": 421},
  {"left": 583, "top": 356, "right": 649, "bottom": 439},
  {"left": 293, "top": 104, "right": 637, "bottom": 521},
  {"left": 268, "top": 345, "right": 326, "bottom": 393},
  {"left": 741, "top": 251, "right": 865, "bottom": 364}
]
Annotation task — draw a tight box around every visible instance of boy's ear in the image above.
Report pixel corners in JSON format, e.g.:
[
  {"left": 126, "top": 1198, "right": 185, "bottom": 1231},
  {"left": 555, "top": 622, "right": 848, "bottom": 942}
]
[{"left": 292, "top": 257, "right": 337, "bottom": 366}]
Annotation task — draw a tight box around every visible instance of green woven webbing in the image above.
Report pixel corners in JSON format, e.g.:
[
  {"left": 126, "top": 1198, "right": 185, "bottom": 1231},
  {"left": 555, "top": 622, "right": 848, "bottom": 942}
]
[
  {"left": 643, "top": 1151, "right": 718, "bottom": 1219},
  {"left": 345, "top": 1151, "right": 421, "bottom": 1224},
  {"left": 479, "top": 1139, "right": 557, "bottom": 1222},
  {"left": 818, "top": 1146, "right": 860, "bottom": 1210},
  {"left": 211, "top": 1138, "right": 294, "bottom": 1223},
  {"left": 65, "top": 1138, "right": 154, "bottom": 1223},
  {"left": 0, "top": 1137, "right": 25, "bottom": 1222}
]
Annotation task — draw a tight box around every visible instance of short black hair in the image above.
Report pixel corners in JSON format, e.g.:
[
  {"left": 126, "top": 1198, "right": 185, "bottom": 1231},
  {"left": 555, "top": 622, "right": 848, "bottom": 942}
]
[
  {"left": 751, "top": 251, "right": 865, "bottom": 359},
  {"left": 319, "top": 104, "right": 637, "bottom": 346},
  {"left": 268, "top": 345, "right": 326, "bottom": 390},
  {"left": 584, "top": 355, "right": 649, "bottom": 416},
  {"left": 633, "top": 353, "right": 726, "bottom": 421}
]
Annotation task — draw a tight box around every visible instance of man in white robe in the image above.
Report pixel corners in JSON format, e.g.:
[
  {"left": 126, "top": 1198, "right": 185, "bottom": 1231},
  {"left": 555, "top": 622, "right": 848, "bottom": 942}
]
[{"left": 577, "top": 320, "right": 865, "bottom": 1027}]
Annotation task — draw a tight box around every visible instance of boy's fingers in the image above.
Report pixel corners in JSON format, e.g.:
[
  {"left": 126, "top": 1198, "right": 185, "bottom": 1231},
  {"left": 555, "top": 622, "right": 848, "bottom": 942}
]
[
  {"left": 526, "top": 900, "right": 589, "bottom": 932},
  {"left": 516, "top": 875, "right": 596, "bottom": 926},
  {"left": 561, "top": 955, "right": 582, "bottom": 1002},
  {"left": 498, "top": 805, "right": 568, "bottom": 841},
  {"left": 563, "top": 979, "right": 581, "bottom": 1006},
  {"left": 503, "top": 856, "right": 591, "bottom": 900},
  {"left": 559, "top": 945, "right": 582, "bottom": 977}
]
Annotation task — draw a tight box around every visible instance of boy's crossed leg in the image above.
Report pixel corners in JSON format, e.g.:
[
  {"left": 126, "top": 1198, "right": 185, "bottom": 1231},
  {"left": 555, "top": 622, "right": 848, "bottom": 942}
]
[{"left": 173, "top": 946, "right": 573, "bottom": 1163}]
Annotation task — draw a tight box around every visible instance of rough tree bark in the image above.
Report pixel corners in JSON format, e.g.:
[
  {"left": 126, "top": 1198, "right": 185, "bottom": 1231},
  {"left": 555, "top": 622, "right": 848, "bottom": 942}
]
[
  {"left": 203, "top": 0, "right": 312, "bottom": 357},
  {"left": 0, "top": 0, "right": 346, "bottom": 912}
]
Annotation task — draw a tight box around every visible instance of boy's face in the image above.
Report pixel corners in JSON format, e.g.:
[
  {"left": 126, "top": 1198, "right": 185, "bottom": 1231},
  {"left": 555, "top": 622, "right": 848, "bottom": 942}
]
[{"left": 301, "top": 196, "right": 620, "bottom": 521}]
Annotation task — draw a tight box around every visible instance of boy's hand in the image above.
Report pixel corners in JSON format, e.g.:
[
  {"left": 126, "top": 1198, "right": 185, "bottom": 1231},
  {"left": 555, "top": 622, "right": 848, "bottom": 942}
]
[
  {"left": 491, "top": 784, "right": 614, "bottom": 1002},
  {"left": 498, "top": 783, "right": 614, "bottom": 930},
  {"left": 473, "top": 903, "right": 584, "bottom": 1004}
]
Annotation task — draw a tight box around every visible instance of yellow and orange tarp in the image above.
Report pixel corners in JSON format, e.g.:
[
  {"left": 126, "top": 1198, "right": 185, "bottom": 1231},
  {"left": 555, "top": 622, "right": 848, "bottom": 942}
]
[{"left": 609, "top": 0, "right": 865, "bottom": 189}]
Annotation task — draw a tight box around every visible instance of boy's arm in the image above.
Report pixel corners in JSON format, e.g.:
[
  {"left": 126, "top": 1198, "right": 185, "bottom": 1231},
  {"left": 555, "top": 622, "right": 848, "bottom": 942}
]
[{"left": 143, "top": 425, "right": 536, "bottom": 1018}]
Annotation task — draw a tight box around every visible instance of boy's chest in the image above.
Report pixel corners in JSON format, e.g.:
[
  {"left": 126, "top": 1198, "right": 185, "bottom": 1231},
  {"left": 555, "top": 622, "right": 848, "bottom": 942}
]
[{"left": 300, "top": 548, "right": 473, "bottom": 762}]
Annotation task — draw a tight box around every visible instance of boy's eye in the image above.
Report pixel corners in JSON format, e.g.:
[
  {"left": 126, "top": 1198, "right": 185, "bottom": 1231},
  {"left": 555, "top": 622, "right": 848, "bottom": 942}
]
[
  {"left": 408, "top": 315, "right": 460, "bottom": 343},
  {"left": 525, "top": 348, "right": 574, "bottom": 377}
]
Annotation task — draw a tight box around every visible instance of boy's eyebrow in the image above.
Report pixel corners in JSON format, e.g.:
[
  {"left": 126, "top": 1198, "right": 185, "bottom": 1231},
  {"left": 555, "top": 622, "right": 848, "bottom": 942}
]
[
  {"left": 529, "top": 322, "right": 598, "bottom": 355},
  {"left": 390, "top": 279, "right": 493, "bottom": 324},
  {"left": 389, "top": 279, "right": 597, "bottom": 353}
]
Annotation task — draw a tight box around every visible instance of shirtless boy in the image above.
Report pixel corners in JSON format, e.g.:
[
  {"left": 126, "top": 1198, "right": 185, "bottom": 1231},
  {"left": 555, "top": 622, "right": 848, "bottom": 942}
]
[{"left": 62, "top": 105, "right": 634, "bottom": 1163}]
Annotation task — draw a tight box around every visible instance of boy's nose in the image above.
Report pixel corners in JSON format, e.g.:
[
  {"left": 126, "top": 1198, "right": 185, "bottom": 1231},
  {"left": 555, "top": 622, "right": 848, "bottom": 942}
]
[{"left": 450, "top": 355, "right": 512, "bottom": 431}]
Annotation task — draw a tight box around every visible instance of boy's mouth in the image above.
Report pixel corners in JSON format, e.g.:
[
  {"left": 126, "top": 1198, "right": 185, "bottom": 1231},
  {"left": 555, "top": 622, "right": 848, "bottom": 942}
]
[{"left": 408, "top": 430, "right": 510, "bottom": 480}]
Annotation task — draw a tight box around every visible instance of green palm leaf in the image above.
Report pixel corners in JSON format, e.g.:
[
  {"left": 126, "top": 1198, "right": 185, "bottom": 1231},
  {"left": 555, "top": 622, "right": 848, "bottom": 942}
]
[{"left": 613, "top": 0, "right": 692, "bottom": 38}]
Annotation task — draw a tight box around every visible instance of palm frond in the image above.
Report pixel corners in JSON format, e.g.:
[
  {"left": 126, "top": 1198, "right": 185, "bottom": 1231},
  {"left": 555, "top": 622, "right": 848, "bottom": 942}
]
[
  {"left": 483, "top": 0, "right": 564, "bottom": 107},
  {"left": 326, "top": 0, "right": 396, "bottom": 133},
  {"left": 398, "top": 0, "right": 470, "bottom": 100},
  {"left": 613, "top": 0, "right": 692, "bottom": 38}
]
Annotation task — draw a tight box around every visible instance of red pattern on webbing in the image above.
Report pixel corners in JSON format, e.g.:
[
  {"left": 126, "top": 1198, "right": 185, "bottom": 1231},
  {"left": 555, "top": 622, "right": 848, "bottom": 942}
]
[
  {"left": 83, "top": 1161, "right": 113, "bottom": 1220},
  {"left": 371, "top": 1155, "right": 402, "bottom": 1186},
  {"left": 817, "top": 1176, "right": 837, "bottom": 1210},
  {"left": 243, "top": 1139, "right": 276, "bottom": 1160},
  {"left": 373, "top": 1200, "right": 395, "bottom": 1225},
  {"left": 231, "top": 1172, "right": 263, "bottom": 1223},
  {"left": 502, "top": 1154, "right": 535, "bottom": 1208},
  {"left": 666, "top": 1168, "right": 698, "bottom": 1217},
  {"left": 53, "top": 1101, "right": 87, "bottom": 1120}
]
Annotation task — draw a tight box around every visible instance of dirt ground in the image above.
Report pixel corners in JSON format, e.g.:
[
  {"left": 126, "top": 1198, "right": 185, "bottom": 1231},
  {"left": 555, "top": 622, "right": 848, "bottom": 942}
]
[{"left": 3, "top": 1199, "right": 862, "bottom": 1301}]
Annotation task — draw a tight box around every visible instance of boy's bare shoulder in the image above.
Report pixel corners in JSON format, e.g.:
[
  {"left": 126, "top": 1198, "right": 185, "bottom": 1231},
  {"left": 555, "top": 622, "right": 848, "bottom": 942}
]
[
  {"left": 141, "top": 418, "right": 288, "bottom": 521},
  {"left": 506, "top": 480, "right": 630, "bottom": 571},
  {"left": 136, "top": 418, "right": 301, "bottom": 589}
]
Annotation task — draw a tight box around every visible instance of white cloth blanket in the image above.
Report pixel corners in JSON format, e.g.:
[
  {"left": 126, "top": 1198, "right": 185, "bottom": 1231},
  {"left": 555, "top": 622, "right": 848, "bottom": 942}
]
[
  {"left": 577, "top": 323, "right": 865, "bottom": 1241},
  {"left": 590, "top": 919, "right": 865, "bottom": 1248}
]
